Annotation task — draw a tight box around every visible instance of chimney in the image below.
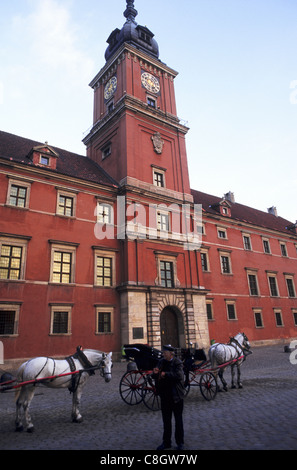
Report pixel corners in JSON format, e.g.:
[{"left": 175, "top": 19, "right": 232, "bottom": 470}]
[
  {"left": 224, "top": 191, "right": 235, "bottom": 203},
  {"left": 268, "top": 206, "right": 278, "bottom": 217}
]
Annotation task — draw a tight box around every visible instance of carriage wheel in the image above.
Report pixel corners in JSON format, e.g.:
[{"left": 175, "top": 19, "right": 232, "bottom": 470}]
[
  {"left": 119, "top": 371, "right": 145, "bottom": 406},
  {"left": 184, "top": 370, "right": 201, "bottom": 397},
  {"left": 141, "top": 376, "right": 161, "bottom": 411},
  {"left": 199, "top": 372, "right": 218, "bottom": 401}
]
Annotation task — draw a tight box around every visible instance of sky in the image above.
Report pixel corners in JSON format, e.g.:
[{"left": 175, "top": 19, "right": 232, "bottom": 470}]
[{"left": 1, "top": 0, "right": 297, "bottom": 223}]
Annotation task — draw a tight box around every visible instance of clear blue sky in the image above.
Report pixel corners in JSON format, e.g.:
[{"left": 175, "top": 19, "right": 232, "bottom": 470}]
[{"left": 1, "top": 0, "right": 297, "bottom": 222}]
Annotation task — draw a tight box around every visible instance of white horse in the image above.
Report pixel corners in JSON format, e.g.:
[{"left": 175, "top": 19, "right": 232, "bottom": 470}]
[
  {"left": 15, "top": 348, "right": 112, "bottom": 432},
  {"left": 208, "top": 333, "right": 251, "bottom": 391}
]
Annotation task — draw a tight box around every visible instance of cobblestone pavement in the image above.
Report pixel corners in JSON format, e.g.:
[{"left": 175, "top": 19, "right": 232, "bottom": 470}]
[{"left": 0, "top": 344, "right": 297, "bottom": 451}]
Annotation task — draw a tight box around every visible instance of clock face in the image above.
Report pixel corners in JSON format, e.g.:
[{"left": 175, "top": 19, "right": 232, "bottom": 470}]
[
  {"left": 104, "top": 76, "right": 117, "bottom": 100},
  {"left": 141, "top": 72, "right": 160, "bottom": 94}
]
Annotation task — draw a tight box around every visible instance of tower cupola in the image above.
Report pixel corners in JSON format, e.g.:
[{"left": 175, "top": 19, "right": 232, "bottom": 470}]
[{"left": 105, "top": 0, "right": 159, "bottom": 62}]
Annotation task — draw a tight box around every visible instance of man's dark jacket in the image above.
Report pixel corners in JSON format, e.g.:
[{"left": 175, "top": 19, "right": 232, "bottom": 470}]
[{"left": 153, "top": 357, "right": 185, "bottom": 403}]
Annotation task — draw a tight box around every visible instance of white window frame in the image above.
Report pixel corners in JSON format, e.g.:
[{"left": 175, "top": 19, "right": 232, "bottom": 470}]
[
  {"left": 6, "top": 178, "right": 31, "bottom": 210},
  {"left": 49, "top": 304, "right": 72, "bottom": 336},
  {"left": 49, "top": 242, "right": 78, "bottom": 285},
  {"left": 0, "top": 303, "right": 21, "bottom": 336},
  {"left": 95, "top": 306, "right": 114, "bottom": 335}
]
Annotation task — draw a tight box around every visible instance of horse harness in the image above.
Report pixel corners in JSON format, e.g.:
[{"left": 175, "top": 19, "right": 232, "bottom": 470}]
[
  {"left": 65, "top": 346, "right": 97, "bottom": 393},
  {"left": 229, "top": 335, "right": 250, "bottom": 360}
]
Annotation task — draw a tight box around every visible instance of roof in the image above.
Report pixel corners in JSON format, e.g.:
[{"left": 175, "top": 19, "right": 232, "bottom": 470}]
[
  {"left": 191, "top": 189, "right": 296, "bottom": 237},
  {"left": 0, "top": 130, "right": 118, "bottom": 188}
]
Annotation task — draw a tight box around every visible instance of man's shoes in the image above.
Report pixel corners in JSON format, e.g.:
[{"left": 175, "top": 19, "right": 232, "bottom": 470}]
[{"left": 156, "top": 443, "right": 171, "bottom": 450}]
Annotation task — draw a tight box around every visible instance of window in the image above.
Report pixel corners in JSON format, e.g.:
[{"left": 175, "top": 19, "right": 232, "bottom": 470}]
[
  {"left": 253, "top": 309, "right": 264, "bottom": 328},
  {"left": 219, "top": 251, "right": 232, "bottom": 274},
  {"left": 243, "top": 234, "right": 252, "bottom": 251},
  {"left": 50, "top": 242, "right": 77, "bottom": 284},
  {"left": 293, "top": 310, "right": 297, "bottom": 326},
  {"left": 262, "top": 238, "right": 271, "bottom": 254},
  {"left": 57, "top": 194, "right": 74, "bottom": 217},
  {"left": 0, "top": 237, "right": 29, "bottom": 281},
  {"left": 50, "top": 305, "right": 72, "bottom": 335},
  {"left": 7, "top": 179, "right": 31, "bottom": 209},
  {"left": 96, "top": 202, "right": 113, "bottom": 225},
  {"left": 147, "top": 97, "right": 156, "bottom": 108},
  {"left": 285, "top": 277, "right": 296, "bottom": 298},
  {"left": 153, "top": 171, "right": 165, "bottom": 188},
  {"left": 0, "top": 304, "right": 20, "bottom": 336},
  {"left": 102, "top": 144, "right": 112, "bottom": 160},
  {"left": 246, "top": 270, "right": 259, "bottom": 296},
  {"left": 200, "top": 252, "right": 209, "bottom": 272},
  {"left": 96, "top": 257, "right": 112, "bottom": 287},
  {"left": 96, "top": 307, "right": 114, "bottom": 334},
  {"left": 274, "top": 309, "right": 283, "bottom": 327},
  {"left": 160, "top": 261, "right": 174, "bottom": 288},
  {"left": 267, "top": 273, "right": 279, "bottom": 297},
  {"left": 0, "top": 245, "right": 22, "bottom": 280},
  {"left": 217, "top": 228, "right": 227, "bottom": 239},
  {"left": 280, "top": 242, "right": 288, "bottom": 257},
  {"left": 226, "top": 301, "right": 237, "bottom": 320},
  {"left": 94, "top": 249, "right": 116, "bottom": 287},
  {"left": 40, "top": 156, "right": 49, "bottom": 166},
  {"left": 206, "top": 301, "right": 214, "bottom": 320},
  {"left": 157, "top": 212, "right": 170, "bottom": 232}
]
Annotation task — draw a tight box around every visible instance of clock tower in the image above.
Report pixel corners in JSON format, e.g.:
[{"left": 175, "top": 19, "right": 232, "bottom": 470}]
[
  {"left": 83, "top": 1, "right": 209, "bottom": 350},
  {"left": 83, "top": 0, "right": 192, "bottom": 202}
]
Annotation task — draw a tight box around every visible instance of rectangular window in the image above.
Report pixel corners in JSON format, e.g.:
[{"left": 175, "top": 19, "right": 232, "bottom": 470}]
[
  {"left": 263, "top": 239, "right": 271, "bottom": 254},
  {"left": 293, "top": 310, "right": 297, "bottom": 326},
  {"left": 0, "top": 310, "right": 15, "bottom": 335},
  {"left": 97, "top": 203, "right": 113, "bottom": 224},
  {"left": 50, "top": 243, "right": 77, "bottom": 284},
  {"left": 218, "top": 229, "right": 227, "bottom": 239},
  {"left": 154, "top": 171, "right": 164, "bottom": 187},
  {"left": 7, "top": 179, "right": 31, "bottom": 209},
  {"left": 147, "top": 97, "right": 156, "bottom": 108},
  {"left": 274, "top": 310, "right": 283, "bottom": 327},
  {"left": 254, "top": 310, "right": 264, "bottom": 328},
  {"left": 157, "top": 212, "right": 170, "bottom": 232},
  {"left": 248, "top": 274, "right": 259, "bottom": 296},
  {"left": 201, "top": 252, "right": 209, "bottom": 272},
  {"left": 221, "top": 255, "right": 231, "bottom": 274},
  {"left": 95, "top": 307, "right": 114, "bottom": 335},
  {"left": 243, "top": 235, "right": 252, "bottom": 251},
  {"left": 268, "top": 275, "right": 279, "bottom": 297},
  {"left": 0, "top": 245, "right": 22, "bottom": 280},
  {"left": 280, "top": 243, "right": 288, "bottom": 257},
  {"left": 226, "top": 302, "right": 237, "bottom": 320},
  {"left": 52, "top": 311, "right": 69, "bottom": 334},
  {"left": 50, "top": 305, "right": 71, "bottom": 335},
  {"left": 286, "top": 277, "right": 296, "bottom": 298},
  {"left": 52, "top": 252, "right": 72, "bottom": 284},
  {"left": 9, "top": 185, "right": 27, "bottom": 208},
  {"left": 58, "top": 195, "right": 74, "bottom": 217},
  {"left": 0, "top": 304, "right": 20, "bottom": 336},
  {"left": 98, "top": 311, "right": 111, "bottom": 333},
  {"left": 160, "top": 261, "right": 174, "bottom": 288},
  {"left": 96, "top": 256, "right": 112, "bottom": 287},
  {"left": 206, "top": 302, "right": 214, "bottom": 320}
]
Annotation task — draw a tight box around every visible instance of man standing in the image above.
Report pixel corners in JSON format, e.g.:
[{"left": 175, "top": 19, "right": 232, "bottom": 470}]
[{"left": 153, "top": 345, "right": 185, "bottom": 450}]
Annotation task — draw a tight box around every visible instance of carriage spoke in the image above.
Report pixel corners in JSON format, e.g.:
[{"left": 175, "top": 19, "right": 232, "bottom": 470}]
[
  {"left": 199, "top": 372, "right": 218, "bottom": 401},
  {"left": 142, "top": 376, "right": 160, "bottom": 411},
  {"left": 119, "top": 371, "right": 145, "bottom": 405}
]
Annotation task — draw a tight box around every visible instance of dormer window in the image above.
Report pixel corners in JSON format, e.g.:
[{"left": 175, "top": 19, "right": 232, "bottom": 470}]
[
  {"left": 40, "top": 156, "right": 49, "bottom": 166},
  {"left": 137, "top": 25, "right": 153, "bottom": 45},
  {"left": 27, "top": 144, "right": 59, "bottom": 170}
]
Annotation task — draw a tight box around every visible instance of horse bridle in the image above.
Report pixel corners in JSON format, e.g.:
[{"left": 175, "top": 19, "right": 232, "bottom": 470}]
[
  {"left": 229, "top": 334, "right": 251, "bottom": 358},
  {"left": 98, "top": 353, "right": 112, "bottom": 378}
]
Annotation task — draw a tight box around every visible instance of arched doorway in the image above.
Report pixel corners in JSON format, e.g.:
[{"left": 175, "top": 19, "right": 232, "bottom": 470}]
[{"left": 160, "top": 307, "right": 185, "bottom": 348}]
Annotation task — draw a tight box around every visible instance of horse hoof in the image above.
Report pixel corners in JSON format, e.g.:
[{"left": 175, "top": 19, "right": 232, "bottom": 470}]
[
  {"left": 231, "top": 385, "right": 236, "bottom": 389},
  {"left": 27, "top": 427, "right": 35, "bottom": 433},
  {"left": 72, "top": 417, "right": 83, "bottom": 423},
  {"left": 15, "top": 425, "right": 24, "bottom": 433},
  {"left": 238, "top": 384, "right": 243, "bottom": 389}
]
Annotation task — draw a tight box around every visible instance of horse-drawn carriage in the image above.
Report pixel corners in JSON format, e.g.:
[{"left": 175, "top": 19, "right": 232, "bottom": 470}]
[{"left": 120, "top": 333, "right": 252, "bottom": 410}]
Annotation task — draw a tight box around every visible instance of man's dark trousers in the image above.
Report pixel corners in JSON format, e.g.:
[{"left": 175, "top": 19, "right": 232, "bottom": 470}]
[{"left": 161, "top": 396, "right": 184, "bottom": 448}]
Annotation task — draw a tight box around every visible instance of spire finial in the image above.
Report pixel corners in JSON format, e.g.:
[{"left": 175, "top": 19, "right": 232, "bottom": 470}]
[{"left": 124, "top": 0, "right": 138, "bottom": 22}]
